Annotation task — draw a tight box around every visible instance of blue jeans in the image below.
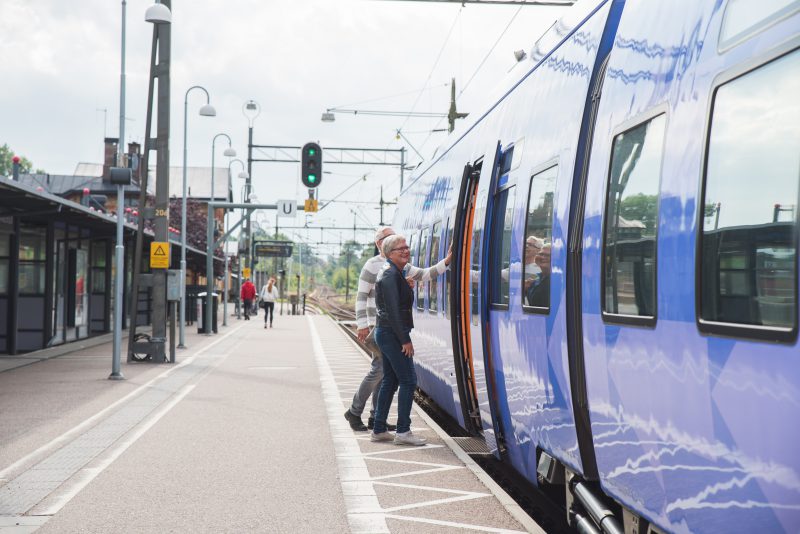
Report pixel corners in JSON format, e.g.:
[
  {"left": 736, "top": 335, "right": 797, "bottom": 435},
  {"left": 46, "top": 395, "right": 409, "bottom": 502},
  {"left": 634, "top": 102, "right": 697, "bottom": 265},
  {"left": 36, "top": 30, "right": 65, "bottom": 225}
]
[
  {"left": 348, "top": 332, "right": 382, "bottom": 419},
  {"left": 373, "top": 326, "right": 416, "bottom": 434}
]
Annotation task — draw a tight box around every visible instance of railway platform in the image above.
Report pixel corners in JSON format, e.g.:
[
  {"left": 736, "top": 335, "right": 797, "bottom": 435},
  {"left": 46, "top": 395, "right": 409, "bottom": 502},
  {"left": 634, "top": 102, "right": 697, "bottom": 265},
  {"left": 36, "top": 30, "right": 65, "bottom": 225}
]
[{"left": 0, "top": 313, "right": 543, "bottom": 533}]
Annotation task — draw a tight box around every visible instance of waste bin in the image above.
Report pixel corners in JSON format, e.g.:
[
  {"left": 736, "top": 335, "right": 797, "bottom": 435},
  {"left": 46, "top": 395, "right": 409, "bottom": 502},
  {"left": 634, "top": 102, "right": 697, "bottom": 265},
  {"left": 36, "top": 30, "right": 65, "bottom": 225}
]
[
  {"left": 289, "top": 294, "right": 298, "bottom": 316},
  {"left": 197, "top": 292, "right": 219, "bottom": 334}
]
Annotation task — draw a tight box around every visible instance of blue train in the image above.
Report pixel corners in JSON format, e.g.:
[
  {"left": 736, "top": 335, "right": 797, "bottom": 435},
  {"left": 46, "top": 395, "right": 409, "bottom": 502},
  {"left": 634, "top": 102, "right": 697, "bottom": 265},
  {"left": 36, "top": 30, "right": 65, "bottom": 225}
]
[{"left": 392, "top": 1, "right": 799, "bottom": 532}]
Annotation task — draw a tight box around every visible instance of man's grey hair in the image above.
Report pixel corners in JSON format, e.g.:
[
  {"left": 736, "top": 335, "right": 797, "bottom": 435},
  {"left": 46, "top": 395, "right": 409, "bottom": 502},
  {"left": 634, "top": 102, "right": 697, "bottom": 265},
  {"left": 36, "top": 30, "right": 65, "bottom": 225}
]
[
  {"left": 382, "top": 234, "right": 406, "bottom": 257},
  {"left": 374, "top": 226, "right": 394, "bottom": 243}
]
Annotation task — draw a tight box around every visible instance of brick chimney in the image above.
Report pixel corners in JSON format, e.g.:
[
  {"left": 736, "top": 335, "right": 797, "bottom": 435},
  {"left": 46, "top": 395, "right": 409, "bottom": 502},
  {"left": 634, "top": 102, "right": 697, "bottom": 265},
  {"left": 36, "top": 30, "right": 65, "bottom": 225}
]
[{"left": 102, "top": 137, "right": 119, "bottom": 180}]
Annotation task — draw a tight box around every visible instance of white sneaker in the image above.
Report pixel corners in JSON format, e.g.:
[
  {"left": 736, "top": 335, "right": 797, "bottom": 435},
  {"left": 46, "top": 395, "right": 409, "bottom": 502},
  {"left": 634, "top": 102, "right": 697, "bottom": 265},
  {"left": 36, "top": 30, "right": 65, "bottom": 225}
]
[
  {"left": 370, "top": 431, "right": 394, "bottom": 442},
  {"left": 393, "top": 431, "right": 427, "bottom": 446}
]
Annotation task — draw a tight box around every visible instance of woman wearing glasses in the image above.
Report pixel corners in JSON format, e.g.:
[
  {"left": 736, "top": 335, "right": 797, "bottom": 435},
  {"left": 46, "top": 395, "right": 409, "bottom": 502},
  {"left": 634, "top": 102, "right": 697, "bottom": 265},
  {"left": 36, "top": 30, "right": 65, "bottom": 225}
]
[{"left": 370, "top": 234, "right": 427, "bottom": 446}]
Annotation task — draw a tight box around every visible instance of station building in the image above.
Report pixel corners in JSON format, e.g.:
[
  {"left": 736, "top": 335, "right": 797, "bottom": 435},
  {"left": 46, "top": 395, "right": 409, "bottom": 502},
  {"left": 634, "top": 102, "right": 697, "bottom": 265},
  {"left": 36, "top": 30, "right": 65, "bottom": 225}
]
[{"left": 0, "top": 139, "right": 231, "bottom": 355}]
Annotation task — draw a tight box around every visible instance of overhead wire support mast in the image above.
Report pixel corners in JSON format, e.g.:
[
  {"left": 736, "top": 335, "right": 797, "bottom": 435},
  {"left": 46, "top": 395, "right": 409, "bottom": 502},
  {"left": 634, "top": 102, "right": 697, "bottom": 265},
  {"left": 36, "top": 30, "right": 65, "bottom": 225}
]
[{"left": 250, "top": 145, "right": 408, "bottom": 191}]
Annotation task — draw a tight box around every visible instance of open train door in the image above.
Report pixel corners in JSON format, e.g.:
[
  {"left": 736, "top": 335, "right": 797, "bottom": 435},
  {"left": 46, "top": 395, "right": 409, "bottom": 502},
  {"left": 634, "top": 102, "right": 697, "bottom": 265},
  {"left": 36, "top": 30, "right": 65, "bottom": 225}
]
[
  {"left": 449, "top": 146, "right": 505, "bottom": 456},
  {"left": 450, "top": 160, "right": 484, "bottom": 436}
]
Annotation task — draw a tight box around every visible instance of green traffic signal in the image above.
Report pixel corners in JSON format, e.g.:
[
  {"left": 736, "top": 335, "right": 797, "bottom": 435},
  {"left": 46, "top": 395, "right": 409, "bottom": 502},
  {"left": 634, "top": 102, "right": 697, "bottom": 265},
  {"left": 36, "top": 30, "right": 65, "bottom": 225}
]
[
  {"left": 308, "top": 174, "right": 317, "bottom": 183},
  {"left": 308, "top": 148, "right": 316, "bottom": 156}
]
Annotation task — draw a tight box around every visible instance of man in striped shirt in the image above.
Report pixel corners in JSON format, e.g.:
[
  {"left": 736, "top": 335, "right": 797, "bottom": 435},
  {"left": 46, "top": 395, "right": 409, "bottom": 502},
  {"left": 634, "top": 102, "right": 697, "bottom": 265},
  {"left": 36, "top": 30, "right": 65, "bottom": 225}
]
[{"left": 344, "top": 226, "right": 451, "bottom": 431}]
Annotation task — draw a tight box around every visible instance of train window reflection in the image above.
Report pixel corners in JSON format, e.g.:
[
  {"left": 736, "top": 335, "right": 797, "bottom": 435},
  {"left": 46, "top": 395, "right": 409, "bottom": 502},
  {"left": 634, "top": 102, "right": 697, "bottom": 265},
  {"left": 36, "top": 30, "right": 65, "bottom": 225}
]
[
  {"left": 522, "top": 165, "right": 557, "bottom": 311},
  {"left": 471, "top": 198, "right": 486, "bottom": 326},
  {"left": 429, "top": 222, "right": 441, "bottom": 312},
  {"left": 417, "top": 227, "right": 430, "bottom": 311},
  {"left": 490, "top": 186, "right": 516, "bottom": 307},
  {"left": 700, "top": 50, "right": 799, "bottom": 334},
  {"left": 720, "top": 0, "right": 799, "bottom": 50},
  {"left": 603, "top": 113, "right": 666, "bottom": 320}
]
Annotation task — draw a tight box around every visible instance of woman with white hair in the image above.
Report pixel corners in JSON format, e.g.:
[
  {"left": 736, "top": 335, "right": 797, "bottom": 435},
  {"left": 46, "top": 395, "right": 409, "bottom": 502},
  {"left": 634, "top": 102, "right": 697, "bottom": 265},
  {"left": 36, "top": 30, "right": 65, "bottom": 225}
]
[{"left": 370, "top": 234, "right": 427, "bottom": 446}]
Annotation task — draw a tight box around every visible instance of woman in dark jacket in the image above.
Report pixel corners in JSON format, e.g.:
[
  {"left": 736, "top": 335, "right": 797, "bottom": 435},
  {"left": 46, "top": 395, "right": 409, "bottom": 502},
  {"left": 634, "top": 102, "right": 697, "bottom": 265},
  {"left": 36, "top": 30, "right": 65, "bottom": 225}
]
[{"left": 370, "top": 234, "right": 427, "bottom": 446}]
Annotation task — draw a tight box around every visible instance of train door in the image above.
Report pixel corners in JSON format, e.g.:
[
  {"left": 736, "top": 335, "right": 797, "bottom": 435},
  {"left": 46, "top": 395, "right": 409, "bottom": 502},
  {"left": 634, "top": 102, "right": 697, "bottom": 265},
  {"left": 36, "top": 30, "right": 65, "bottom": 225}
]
[
  {"left": 483, "top": 143, "right": 518, "bottom": 457},
  {"left": 449, "top": 160, "right": 485, "bottom": 435}
]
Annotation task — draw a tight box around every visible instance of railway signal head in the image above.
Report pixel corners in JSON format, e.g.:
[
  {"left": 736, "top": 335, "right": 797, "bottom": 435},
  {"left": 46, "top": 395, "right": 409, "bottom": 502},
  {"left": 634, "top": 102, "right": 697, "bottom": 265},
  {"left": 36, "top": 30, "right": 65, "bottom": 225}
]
[{"left": 301, "top": 142, "right": 322, "bottom": 188}]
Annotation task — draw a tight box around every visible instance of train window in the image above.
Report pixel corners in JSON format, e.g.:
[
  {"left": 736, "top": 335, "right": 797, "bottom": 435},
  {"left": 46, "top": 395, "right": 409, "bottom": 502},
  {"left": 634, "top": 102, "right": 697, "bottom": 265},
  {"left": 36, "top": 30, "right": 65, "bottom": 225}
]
[
  {"left": 471, "top": 198, "right": 487, "bottom": 326},
  {"left": 444, "top": 212, "right": 455, "bottom": 319},
  {"left": 490, "top": 186, "right": 517, "bottom": 308},
  {"left": 719, "top": 0, "right": 799, "bottom": 51},
  {"left": 417, "top": 227, "right": 430, "bottom": 311},
  {"left": 602, "top": 113, "right": 666, "bottom": 323},
  {"left": 429, "top": 222, "right": 441, "bottom": 312},
  {"left": 522, "top": 164, "right": 557, "bottom": 312},
  {"left": 699, "top": 50, "right": 799, "bottom": 341}
]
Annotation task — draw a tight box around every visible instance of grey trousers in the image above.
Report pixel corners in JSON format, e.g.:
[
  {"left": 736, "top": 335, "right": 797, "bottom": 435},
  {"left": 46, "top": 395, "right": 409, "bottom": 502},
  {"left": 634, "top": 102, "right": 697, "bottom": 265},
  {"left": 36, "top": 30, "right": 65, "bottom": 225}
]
[{"left": 348, "top": 332, "right": 383, "bottom": 419}]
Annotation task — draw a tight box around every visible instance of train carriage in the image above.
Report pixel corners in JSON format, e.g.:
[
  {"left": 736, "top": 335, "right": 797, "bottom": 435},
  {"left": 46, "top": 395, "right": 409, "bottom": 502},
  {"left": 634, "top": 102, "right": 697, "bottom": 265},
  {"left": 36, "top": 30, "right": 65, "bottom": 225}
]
[{"left": 393, "top": 0, "right": 800, "bottom": 532}]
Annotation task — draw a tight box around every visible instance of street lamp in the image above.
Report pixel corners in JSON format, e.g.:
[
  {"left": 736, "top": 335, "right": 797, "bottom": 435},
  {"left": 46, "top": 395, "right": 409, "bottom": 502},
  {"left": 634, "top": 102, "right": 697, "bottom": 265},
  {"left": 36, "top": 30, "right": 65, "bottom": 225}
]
[
  {"left": 144, "top": 1, "right": 171, "bottom": 23},
  {"left": 179, "top": 85, "right": 216, "bottom": 347},
  {"left": 242, "top": 100, "right": 260, "bottom": 282},
  {"left": 224, "top": 158, "right": 247, "bottom": 325}
]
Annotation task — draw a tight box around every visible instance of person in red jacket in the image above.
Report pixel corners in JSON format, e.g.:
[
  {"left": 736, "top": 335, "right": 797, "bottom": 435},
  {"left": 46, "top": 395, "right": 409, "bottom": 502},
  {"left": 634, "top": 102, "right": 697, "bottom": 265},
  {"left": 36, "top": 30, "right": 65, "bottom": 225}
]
[{"left": 240, "top": 278, "right": 256, "bottom": 320}]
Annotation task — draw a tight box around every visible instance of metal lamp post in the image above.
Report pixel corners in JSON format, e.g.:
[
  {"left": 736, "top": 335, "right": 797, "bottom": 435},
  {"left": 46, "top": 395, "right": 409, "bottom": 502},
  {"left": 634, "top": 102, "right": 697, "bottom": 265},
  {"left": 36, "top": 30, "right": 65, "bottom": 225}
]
[
  {"left": 179, "top": 86, "right": 216, "bottom": 347},
  {"left": 110, "top": 0, "right": 132, "bottom": 381},
  {"left": 223, "top": 159, "right": 247, "bottom": 326},
  {"left": 242, "top": 100, "right": 260, "bottom": 283}
]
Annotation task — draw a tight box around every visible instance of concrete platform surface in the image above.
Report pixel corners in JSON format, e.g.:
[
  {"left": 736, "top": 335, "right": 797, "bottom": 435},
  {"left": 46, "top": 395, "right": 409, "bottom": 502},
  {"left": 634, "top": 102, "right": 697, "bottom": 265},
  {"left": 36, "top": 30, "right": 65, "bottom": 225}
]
[{"left": 0, "top": 314, "right": 542, "bottom": 533}]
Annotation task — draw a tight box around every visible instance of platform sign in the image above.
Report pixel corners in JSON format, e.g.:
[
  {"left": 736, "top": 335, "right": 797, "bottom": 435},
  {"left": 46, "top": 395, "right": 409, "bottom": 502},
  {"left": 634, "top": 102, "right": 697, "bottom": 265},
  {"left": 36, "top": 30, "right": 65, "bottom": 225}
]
[
  {"left": 277, "top": 199, "right": 296, "bottom": 219},
  {"left": 243, "top": 267, "right": 251, "bottom": 279},
  {"left": 254, "top": 241, "right": 293, "bottom": 258},
  {"left": 304, "top": 198, "right": 318, "bottom": 213},
  {"left": 150, "top": 242, "right": 170, "bottom": 269}
]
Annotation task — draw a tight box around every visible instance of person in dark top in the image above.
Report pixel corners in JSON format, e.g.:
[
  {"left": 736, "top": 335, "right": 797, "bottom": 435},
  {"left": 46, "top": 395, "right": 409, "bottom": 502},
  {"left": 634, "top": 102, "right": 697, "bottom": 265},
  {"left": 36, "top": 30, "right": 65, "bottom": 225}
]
[
  {"left": 370, "top": 234, "right": 427, "bottom": 447},
  {"left": 526, "top": 245, "right": 551, "bottom": 308}
]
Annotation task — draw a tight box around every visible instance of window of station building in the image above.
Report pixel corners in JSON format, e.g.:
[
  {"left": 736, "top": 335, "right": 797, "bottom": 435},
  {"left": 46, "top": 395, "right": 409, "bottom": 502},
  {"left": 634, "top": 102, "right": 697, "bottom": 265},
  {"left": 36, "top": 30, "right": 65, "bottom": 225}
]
[
  {"left": 699, "top": 50, "right": 799, "bottom": 340},
  {"left": 522, "top": 164, "right": 557, "bottom": 311},
  {"left": 429, "top": 222, "right": 442, "bottom": 312},
  {"left": 0, "top": 219, "right": 11, "bottom": 294},
  {"left": 417, "top": 227, "right": 430, "bottom": 311},
  {"left": 489, "top": 186, "right": 516, "bottom": 308},
  {"left": 91, "top": 241, "right": 108, "bottom": 293},
  {"left": 19, "top": 226, "right": 47, "bottom": 295},
  {"left": 603, "top": 113, "right": 666, "bottom": 323}
]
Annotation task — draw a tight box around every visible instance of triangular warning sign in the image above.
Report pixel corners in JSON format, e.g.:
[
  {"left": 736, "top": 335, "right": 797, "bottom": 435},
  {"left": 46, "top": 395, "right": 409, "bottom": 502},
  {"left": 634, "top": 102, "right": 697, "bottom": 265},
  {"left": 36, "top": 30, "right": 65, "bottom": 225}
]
[{"left": 154, "top": 245, "right": 166, "bottom": 256}]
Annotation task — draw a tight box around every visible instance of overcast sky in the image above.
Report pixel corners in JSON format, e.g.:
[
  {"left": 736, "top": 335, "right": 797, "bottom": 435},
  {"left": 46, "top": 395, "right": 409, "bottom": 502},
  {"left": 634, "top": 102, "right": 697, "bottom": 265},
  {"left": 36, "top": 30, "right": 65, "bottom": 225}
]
[{"left": 0, "top": 0, "right": 568, "bottom": 255}]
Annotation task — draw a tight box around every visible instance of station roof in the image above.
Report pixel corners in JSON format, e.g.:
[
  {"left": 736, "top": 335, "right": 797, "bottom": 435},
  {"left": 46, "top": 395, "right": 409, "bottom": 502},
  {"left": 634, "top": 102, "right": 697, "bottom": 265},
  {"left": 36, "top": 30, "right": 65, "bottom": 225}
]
[
  {"left": 74, "top": 163, "right": 231, "bottom": 200},
  {"left": 0, "top": 177, "right": 220, "bottom": 261}
]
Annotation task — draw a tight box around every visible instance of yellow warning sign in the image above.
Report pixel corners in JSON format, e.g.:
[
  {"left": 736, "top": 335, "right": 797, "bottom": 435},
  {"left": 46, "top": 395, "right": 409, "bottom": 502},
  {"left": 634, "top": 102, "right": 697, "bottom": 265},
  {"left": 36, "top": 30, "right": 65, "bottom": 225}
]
[
  {"left": 304, "top": 199, "right": 318, "bottom": 213},
  {"left": 150, "top": 242, "right": 170, "bottom": 269},
  {"left": 242, "top": 267, "right": 251, "bottom": 279}
]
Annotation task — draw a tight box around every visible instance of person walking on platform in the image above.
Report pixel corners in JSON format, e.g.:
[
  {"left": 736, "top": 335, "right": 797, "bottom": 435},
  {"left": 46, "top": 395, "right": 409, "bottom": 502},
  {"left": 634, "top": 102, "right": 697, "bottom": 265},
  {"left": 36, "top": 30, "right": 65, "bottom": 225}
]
[
  {"left": 344, "top": 226, "right": 450, "bottom": 433},
  {"left": 241, "top": 278, "right": 256, "bottom": 321},
  {"left": 260, "top": 277, "right": 279, "bottom": 329},
  {"left": 370, "top": 234, "right": 426, "bottom": 446}
]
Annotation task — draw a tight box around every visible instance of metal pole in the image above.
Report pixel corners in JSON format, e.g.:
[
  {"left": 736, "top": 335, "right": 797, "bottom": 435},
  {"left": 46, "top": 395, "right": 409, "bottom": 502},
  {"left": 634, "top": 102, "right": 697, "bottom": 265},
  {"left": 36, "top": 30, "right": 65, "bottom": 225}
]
[
  {"left": 111, "top": 0, "right": 127, "bottom": 380},
  {"left": 180, "top": 85, "right": 212, "bottom": 348},
  {"left": 206, "top": 204, "right": 214, "bottom": 335},
  {"left": 152, "top": 0, "right": 172, "bottom": 363},
  {"left": 246, "top": 124, "right": 254, "bottom": 276},
  {"left": 223, "top": 173, "right": 229, "bottom": 327},
  {"left": 400, "top": 146, "right": 405, "bottom": 192}
]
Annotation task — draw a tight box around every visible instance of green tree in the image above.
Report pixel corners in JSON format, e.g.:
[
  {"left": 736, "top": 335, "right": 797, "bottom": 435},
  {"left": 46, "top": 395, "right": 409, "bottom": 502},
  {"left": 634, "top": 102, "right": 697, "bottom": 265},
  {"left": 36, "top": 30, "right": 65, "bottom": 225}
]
[
  {"left": 619, "top": 193, "right": 659, "bottom": 231},
  {"left": 0, "top": 144, "right": 44, "bottom": 175}
]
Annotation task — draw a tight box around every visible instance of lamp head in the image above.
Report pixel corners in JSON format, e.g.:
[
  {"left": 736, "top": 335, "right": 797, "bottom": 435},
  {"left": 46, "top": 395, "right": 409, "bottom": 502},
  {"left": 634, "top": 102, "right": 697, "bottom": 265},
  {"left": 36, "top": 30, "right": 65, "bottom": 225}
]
[
  {"left": 238, "top": 171, "right": 249, "bottom": 179},
  {"left": 145, "top": 3, "right": 172, "bottom": 24},
  {"left": 223, "top": 147, "right": 237, "bottom": 157},
  {"left": 199, "top": 104, "right": 217, "bottom": 117},
  {"left": 513, "top": 49, "right": 527, "bottom": 62},
  {"left": 321, "top": 112, "right": 335, "bottom": 122}
]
